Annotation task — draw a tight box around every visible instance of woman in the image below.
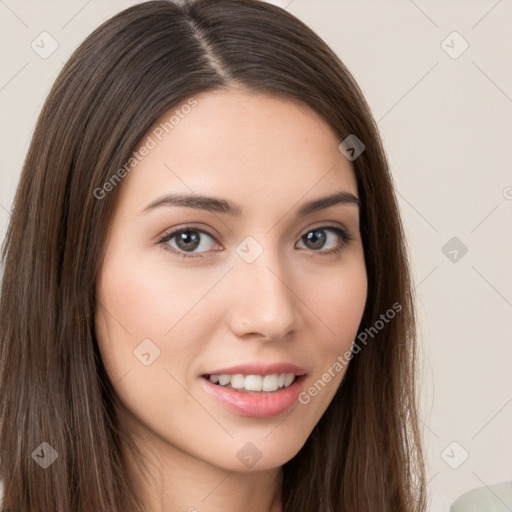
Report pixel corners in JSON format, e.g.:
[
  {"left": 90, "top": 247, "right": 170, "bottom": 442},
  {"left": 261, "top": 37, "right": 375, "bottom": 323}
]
[{"left": 0, "top": 1, "right": 427, "bottom": 511}]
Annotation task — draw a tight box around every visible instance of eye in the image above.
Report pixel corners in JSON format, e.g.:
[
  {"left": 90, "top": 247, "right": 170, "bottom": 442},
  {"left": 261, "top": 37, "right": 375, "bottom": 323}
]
[
  {"left": 296, "top": 224, "right": 353, "bottom": 255},
  {"left": 158, "top": 227, "right": 220, "bottom": 259},
  {"left": 157, "top": 224, "right": 353, "bottom": 259}
]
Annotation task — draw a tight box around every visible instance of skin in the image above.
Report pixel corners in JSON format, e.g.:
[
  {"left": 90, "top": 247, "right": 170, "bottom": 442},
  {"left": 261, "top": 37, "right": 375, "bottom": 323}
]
[{"left": 94, "top": 87, "right": 368, "bottom": 512}]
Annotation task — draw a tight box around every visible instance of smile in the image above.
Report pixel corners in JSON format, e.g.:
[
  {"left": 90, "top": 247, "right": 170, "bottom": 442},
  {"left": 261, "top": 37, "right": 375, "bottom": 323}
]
[{"left": 200, "top": 373, "right": 307, "bottom": 418}]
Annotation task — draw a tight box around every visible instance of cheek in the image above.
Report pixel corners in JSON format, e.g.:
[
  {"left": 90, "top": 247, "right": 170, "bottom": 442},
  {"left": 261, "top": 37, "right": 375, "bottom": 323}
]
[
  {"left": 93, "top": 251, "right": 216, "bottom": 418},
  {"left": 334, "top": 269, "right": 367, "bottom": 341},
  {"left": 95, "top": 245, "right": 226, "bottom": 339},
  {"left": 295, "top": 260, "right": 367, "bottom": 413},
  {"left": 306, "top": 257, "right": 367, "bottom": 351},
  {"left": 93, "top": 244, "right": 231, "bottom": 392}
]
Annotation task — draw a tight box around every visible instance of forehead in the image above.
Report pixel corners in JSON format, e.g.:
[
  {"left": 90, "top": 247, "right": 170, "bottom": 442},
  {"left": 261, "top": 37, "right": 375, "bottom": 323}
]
[{"left": 116, "top": 88, "right": 357, "bottom": 216}]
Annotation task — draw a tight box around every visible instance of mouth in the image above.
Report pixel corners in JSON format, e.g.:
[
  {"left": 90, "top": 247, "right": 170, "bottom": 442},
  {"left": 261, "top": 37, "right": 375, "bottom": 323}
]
[
  {"left": 199, "top": 371, "right": 307, "bottom": 418},
  {"left": 201, "top": 373, "right": 305, "bottom": 394}
]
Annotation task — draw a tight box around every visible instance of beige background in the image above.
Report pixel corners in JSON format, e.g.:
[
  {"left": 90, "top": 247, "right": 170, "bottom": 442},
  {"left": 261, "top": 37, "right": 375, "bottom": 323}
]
[{"left": 1, "top": 0, "right": 511, "bottom": 510}]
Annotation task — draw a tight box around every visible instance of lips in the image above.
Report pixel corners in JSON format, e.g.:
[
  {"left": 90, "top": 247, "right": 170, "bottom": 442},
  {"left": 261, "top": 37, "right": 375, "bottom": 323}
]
[{"left": 199, "top": 362, "right": 307, "bottom": 417}]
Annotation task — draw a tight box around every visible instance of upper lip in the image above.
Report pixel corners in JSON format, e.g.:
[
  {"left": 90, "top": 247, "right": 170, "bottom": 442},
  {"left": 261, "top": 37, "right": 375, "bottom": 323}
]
[{"left": 203, "top": 362, "right": 307, "bottom": 377}]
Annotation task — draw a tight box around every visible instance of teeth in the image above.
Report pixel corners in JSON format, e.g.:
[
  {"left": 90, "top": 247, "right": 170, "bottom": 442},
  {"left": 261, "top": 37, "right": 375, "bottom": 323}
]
[
  {"left": 231, "top": 374, "right": 245, "bottom": 389},
  {"left": 218, "top": 374, "right": 230, "bottom": 386},
  {"left": 284, "top": 374, "right": 295, "bottom": 387},
  {"left": 208, "top": 373, "right": 297, "bottom": 392},
  {"left": 262, "top": 374, "right": 278, "bottom": 391}
]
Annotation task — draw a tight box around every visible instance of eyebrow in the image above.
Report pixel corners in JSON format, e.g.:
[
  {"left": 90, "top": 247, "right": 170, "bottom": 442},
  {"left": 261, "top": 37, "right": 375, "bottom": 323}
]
[{"left": 140, "top": 190, "right": 360, "bottom": 217}]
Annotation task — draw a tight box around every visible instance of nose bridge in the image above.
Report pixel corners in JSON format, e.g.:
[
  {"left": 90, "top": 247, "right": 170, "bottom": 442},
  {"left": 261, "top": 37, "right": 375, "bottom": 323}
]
[{"left": 229, "top": 235, "right": 300, "bottom": 339}]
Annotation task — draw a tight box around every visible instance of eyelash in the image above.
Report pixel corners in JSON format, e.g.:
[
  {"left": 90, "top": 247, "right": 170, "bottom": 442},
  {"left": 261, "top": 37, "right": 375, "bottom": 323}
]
[{"left": 157, "top": 224, "right": 354, "bottom": 260}]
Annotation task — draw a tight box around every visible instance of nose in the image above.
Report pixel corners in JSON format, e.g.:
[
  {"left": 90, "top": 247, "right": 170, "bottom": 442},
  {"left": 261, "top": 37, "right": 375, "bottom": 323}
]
[{"left": 227, "top": 241, "right": 302, "bottom": 341}]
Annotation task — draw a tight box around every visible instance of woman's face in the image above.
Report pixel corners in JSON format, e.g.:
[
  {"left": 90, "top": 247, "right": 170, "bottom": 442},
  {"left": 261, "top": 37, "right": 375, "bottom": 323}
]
[{"left": 95, "top": 87, "right": 367, "bottom": 472}]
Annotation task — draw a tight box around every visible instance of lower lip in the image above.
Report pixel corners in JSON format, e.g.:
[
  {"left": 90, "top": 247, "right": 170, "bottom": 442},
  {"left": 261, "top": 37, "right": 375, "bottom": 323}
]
[{"left": 200, "top": 375, "right": 306, "bottom": 418}]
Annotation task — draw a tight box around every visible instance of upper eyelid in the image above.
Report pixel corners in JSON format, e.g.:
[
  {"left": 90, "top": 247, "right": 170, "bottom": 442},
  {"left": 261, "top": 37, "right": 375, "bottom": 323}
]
[
  {"left": 160, "top": 225, "right": 218, "bottom": 243},
  {"left": 160, "top": 221, "right": 351, "bottom": 240}
]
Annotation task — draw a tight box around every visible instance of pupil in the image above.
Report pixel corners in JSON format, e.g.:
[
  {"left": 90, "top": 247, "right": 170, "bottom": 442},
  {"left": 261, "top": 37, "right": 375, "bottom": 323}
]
[
  {"left": 306, "top": 229, "right": 326, "bottom": 250},
  {"left": 177, "top": 231, "right": 200, "bottom": 251}
]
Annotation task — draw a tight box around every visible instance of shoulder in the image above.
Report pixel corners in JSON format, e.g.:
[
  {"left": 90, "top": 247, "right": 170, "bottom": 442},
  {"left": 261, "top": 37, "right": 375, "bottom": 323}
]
[{"left": 450, "top": 481, "right": 512, "bottom": 512}]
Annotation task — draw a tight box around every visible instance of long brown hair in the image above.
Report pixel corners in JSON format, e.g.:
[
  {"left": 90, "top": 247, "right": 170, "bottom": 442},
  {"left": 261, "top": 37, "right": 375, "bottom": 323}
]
[{"left": 0, "top": 1, "right": 427, "bottom": 510}]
